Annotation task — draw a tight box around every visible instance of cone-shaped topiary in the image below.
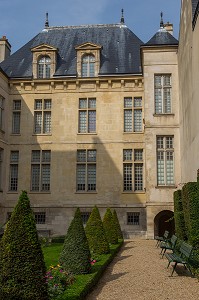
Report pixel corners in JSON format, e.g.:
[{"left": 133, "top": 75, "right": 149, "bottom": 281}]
[
  {"left": 59, "top": 208, "right": 91, "bottom": 274},
  {"left": 85, "top": 206, "right": 110, "bottom": 255},
  {"left": 103, "top": 208, "right": 118, "bottom": 244},
  {"left": 0, "top": 191, "right": 48, "bottom": 300},
  {"left": 112, "top": 209, "right": 123, "bottom": 240}
]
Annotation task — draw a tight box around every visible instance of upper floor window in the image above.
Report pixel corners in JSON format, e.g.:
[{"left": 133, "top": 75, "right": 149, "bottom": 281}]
[
  {"left": 34, "top": 99, "right": 51, "bottom": 134},
  {"left": 157, "top": 136, "right": 174, "bottom": 186},
  {"left": 78, "top": 98, "right": 96, "bottom": 133},
  {"left": 0, "top": 148, "right": 3, "bottom": 190},
  {"left": 12, "top": 100, "right": 21, "bottom": 134},
  {"left": 38, "top": 56, "right": 51, "bottom": 79},
  {"left": 81, "top": 54, "right": 95, "bottom": 77},
  {"left": 154, "top": 75, "right": 171, "bottom": 114},
  {"left": 0, "top": 96, "right": 4, "bottom": 131},
  {"left": 9, "top": 151, "right": 19, "bottom": 191},
  {"left": 124, "top": 97, "right": 142, "bottom": 132}
]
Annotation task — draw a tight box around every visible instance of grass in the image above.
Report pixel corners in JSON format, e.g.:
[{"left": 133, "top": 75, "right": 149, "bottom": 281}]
[{"left": 42, "top": 240, "right": 123, "bottom": 300}]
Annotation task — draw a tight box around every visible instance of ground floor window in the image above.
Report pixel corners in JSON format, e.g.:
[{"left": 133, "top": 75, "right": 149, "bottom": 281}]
[{"left": 127, "top": 212, "right": 140, "bottom": 225}]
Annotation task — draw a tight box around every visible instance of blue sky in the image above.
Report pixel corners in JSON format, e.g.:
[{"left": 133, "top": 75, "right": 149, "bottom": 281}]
[{"left": 0, "top": 0, "right": 181, "bottom": 53}]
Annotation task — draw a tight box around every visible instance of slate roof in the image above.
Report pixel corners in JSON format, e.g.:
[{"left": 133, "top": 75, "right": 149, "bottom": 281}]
[
  {"left": 0, "top": 24, "right": 144, "bottom": 78},
  {"left": 145, "top": 29, "right": 178, "bottom": 46},
  {"left": 192, "top": 0, "right": 199, "bottom": 28},
  {"left": 192, "top": 0, "right": 199, "bottom": 20}
]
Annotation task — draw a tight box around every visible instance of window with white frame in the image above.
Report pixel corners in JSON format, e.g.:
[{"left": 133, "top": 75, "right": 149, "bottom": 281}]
[
  {"left": 0, "top": 96, "right": 4, "bottom": 131},
  {"left": 31, "top": 150, "right": 51, "bottom": 191},
  {"left": 154, "top": 74, "right": 171, "bottom": 114},
  {"left": 34, "top": 99, "right": 51, "bottom": 134},
  {"left": 38, "top": 56, "right": 51, "bottom": 79},
  {"left": 157, "top": 136, "right": 174, "bottom": 186},
  {"left": 127, "top": 212, "right": 140, "bottom": 225},
  {"left": 78, "top": 98, "right": 96, "bottom": 133},
  {"left": 81, "top": 212, "right": 91, "bottom": 224},
  {"left": 123, "top": 149, "right": 143, "bottom": 191},
  {"left": 9, "top": 151, "right": 19, "bottom": 191},
  {"left": 12, "top": 100, "right": 21, "bottom": 134},
  {"left": 0, "top": 148, "right": 3, "bottom": 190},
  {"left": 34, "top": 212, "right": 46, "bottom": 224},
  {"left": 81, "top": 54, "right": 95, "bottom": 77},
  {"left": 124, "top": 97, "right": 142, "bottom": 132},
  {"left": 76, "top": 150, "right": 96, "bottom": 191}
]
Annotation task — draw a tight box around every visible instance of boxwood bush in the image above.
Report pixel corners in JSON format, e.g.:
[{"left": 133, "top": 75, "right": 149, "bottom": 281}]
[
  {"left": 112, "top": 209, "right": 123, "bottom": 241},
  {"left": 103, "top": 208, "right": 118, "bottom": 244},
  {"left": 174, "top": 189, "right": 187, "bottom": 241}
]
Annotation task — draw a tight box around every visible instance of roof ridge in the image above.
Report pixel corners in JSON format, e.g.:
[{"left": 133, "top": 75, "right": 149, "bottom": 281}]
[{"left": 42, "top": 23, "right": 127, "bottom": 31}]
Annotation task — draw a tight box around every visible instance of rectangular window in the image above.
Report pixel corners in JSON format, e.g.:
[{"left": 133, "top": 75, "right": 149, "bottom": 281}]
[
  {"left": 0, "top": 96, "right": 4, "bottom": 131},
  {"left": 78, "top": 98, "right": 96, "bottom": 133},
  {"left": 81, "top": 212, "right": 91, "bottom": 224},
  {"left": 0, "top": 148, "right": 3, "bottom": 190},
  {"left": 12, "top": 100, "right": 21, "bottom": 134},
  {"left": 127, "top": 212, "right": 140, "bottom": 225},
  {"left": 9, "top": 151, "right": 19, "bottom": 191},
  {"left": 157, "top": 136, "right": 174, "bottom": 186},
  {"left": 76, "top": 149, "right": 96, "bottom": 191},
  {"left": 31, "top": 150, "right": 51, "bottom": 191},
  {"left": 154, "top": 74, "right": 171, "bottom": 114},
  {"left": 34, "top": 212, "right": 46, "bottom": 224},
  {"left": 123, "top": 149, "right": 143, "bottom": 191},
  {"left": 34, "top": 99, "right": 51, "bottom": 134},
  {"left": 124, "top": 97, "right": 142, "bottom": 132}
]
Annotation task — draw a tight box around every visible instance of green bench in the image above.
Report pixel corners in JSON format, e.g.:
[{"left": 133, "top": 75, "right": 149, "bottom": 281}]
[
  {"left": 160, "top": 234, "right": 177, "bottom": 258},
  {"left": 165, "top": 241, "right": 193, "bottom": 276},
  {"left": 155, "top": 230, "right": 169, "bottom": 248}
]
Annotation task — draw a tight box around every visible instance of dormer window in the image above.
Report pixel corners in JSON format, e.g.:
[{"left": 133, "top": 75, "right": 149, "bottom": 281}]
[
  {"left": 38, "top": 56, "right": 51, "bottom": 79},
  {"left": 82, "top": 54, "right": 95, "bottom": 77},
  {"left": 75, "top": 42, "right": 102, "bottom": 78}
]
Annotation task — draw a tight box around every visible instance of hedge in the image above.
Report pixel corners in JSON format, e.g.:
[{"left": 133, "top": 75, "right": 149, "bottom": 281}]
[
  {"left": 103, "top": 208, "right": 118, "bottom": 244},
  {"left": 174, "top": 189, "right": 187, "bottom": 241}
]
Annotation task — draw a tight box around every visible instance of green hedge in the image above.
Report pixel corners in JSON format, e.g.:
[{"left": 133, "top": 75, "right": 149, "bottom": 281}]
[
  {"left": 57, "top": 241, "right": 123, "bottom": 300},
  {"left": 174, "top": 190, "right": 187, "bottom": 241}
]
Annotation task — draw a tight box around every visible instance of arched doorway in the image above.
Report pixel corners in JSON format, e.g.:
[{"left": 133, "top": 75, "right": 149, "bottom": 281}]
[{"left": 154, "top": 210, "right": 175, "bottom": 238}]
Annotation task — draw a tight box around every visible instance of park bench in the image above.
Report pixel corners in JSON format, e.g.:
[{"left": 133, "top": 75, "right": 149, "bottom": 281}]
[
  {"left": 155, "top": 230, "right": 169, "bottom": 248},
  {"left": 165, "top": 241, "right": 193, "bottom": 276},
  {"left": 159, "top": 234, "right": 177, "bottom": 258}
]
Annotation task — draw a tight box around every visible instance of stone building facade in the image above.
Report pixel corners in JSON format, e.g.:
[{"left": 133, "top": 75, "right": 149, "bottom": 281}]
[{"left": 0, "top": 14, "right": 181, "bottom": 239}]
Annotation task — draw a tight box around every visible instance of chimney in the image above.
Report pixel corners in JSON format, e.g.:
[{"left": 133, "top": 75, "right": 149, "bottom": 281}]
[
  {"left": 0, "top": 36, "right": 11, "bottom": 63},
  {"left": 164, "top": 22, "right": 173, "bottom": 35}
]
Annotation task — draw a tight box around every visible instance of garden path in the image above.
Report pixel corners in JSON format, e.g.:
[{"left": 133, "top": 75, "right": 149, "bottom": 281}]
[{"left": 86, "top": 239, "right": 199, "bottom": 300}]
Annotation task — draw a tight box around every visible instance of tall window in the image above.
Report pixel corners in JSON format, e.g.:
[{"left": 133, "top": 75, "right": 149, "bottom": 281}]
[
  {"left": 0, "top": 96, "right": 4, "bottom": 131},
  {"left": 81, "top": 54, "right": 95, "bottom": 77},
  {"left": 34, "top": 99, "right": 51, "bottom": 134},
  {"left": 76, "top": 149, "right": 96, "bottom": 191},
  {"left": 31, "top": 150, "right": 51, "bottom": 191},
  {"left": 123, "top": 149, "right": 143, "bottom": 191},
  {"left": 124, "top": 97, "right": 142, "bottom": 132},
  {"left": 12, "top": 100, "right": 21, "bottom": 134},
  {"left": 157, "top": 136, "right": 174, "bottom": 186},
  {"left": 78, "top": 98, "right": 96, "bottom": 133},
  {"left": 9, "top": 151, "right": 19, "bottom": 191},
  {"left": 38, "top": 56, "right": 51, "bottom": 78},
  {"left": 154, "top": 74, "right": 171, "bottom": 114},
  {"left": 0, "top": 148, "right": 3, "bottom": 190}
]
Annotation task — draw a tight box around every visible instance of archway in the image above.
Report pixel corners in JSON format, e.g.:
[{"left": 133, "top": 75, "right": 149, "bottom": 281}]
[{"left": 154, "top": 210, "right": 175, "bottom": 238}]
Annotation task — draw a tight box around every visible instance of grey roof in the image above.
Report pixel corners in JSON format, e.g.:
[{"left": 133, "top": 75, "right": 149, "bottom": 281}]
[
  {"left": 145, "top": 29, "right": 178, "bottom": 46},
  {"left": 0, "top": 24, "right": 144, "bottom": 78},
  {"left": 192, "top": 0, "right": 199, "bottom": 28},
  {"left": 192, "top": 0, "right": 199, "bottom": 19}
]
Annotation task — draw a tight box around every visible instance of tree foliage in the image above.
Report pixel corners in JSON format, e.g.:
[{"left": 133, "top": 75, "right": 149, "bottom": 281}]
[
  {"left": 0, "top": 191, "right": 48, "bottom": 300},
  {"left": 103, "top": 208, "right": 118, "bottom": 244},
  {"left": 112, "top": 209, "right": 123, "bottom": 240}
]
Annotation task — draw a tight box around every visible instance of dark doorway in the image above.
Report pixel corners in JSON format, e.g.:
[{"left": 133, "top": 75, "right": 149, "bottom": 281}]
[{"left": 154, "top": 210, "right": 175, "bottom": 238}]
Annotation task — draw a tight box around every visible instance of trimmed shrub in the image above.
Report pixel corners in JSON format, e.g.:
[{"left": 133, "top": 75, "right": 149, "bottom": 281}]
[
  {"left": 174, "top": 190, "right": 187, "bottom": 241},
  {"left": 85, "top": 206, "right": 110, "bottom": 255},
  {"left": 112, "top": 209, "right": 123, "bottom": 240},
  {"left": 0, "top": 191, "right": 48, "bottom": 300},
  {"left": 59, "top": 208, "right": 91, "bottom": 274},
  {"left": 103, "top": 208, "right": 118, "bottom": 244}
]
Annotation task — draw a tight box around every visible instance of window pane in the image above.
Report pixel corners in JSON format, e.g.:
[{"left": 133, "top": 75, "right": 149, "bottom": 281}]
[
  {"left": 77, "top": 164, "right": 86, "bottom": 190},
  {"left": 34, "top": 112, "right": 42, "bottom": 133},
  {"left": 79, "top": 111, "right": 87, "bottom": 133},
  {"left": 41, "top": 165, "right": 50, "bottom": 191},
  {"left": 166, "top": 152, "right": 174, "bottom": 184},
  {"left": 35, "top": 100, "right": 42, "bottom": 110},
  {"left": 42, "top": 150, "right": 51, "bottom": 162},
  {"left": 88, "top": 110, "right": 96, "bottom": 133},
  {"left": 124, "top": 97, "right": 132, "bottom": 108},
  {"left": 134, "top": 164, "right": 143, "bottom": 191},
  {"left": 77, "top": 150, "right": 86, "bottom": 162},
  {"left": 44, "top": 99, "right": 51, "bottom": 109},
  {"left": 88, "top": 98, "right": 96, "bottom": 108},
  {"left": 134, "top": 109, "right": 142, "bottom": 132},
  {"left": 157, "top": 151, "right": 165, "bottom": 185},
  {"left": 10, "top": 165, "right": 18, "bottom": 191},
  {"left": 155, "top": 88, "right": 162, "bottom": 113},
  {"left": 31, "top": 165, "right": 40, "bottom": 191},
  {"left": 81, "top": 212, "right": 91, "bottom": 225},
  {"left": 87, "top": 150, "right": 96, "bottom": 162},
  {"left": 134, "top": 97, "right": 142, "bottom": 107},
  {"left": 89, "top": 62, "right": 95, "bottom": 77},
  {"left": 124, "top": 110, "right": 132, "bottom": 132},
  {"left": 123, "top": 163, "right": 132, "bottom": 191},
  {"left": 166, "top": 137, "right": 173, "bottom": 149},
  {"left": 134, "top": 149, "right": 143, "bottom": 161},
  {"left": 163, "top": 75, "right": 171, "bottom": 86},
  {"left": 157, "top": 137, "right": 164, "bottom": 149},
  {"left": 12, "top": 112, "right": 21, "bottom": 134},
  {"left": 10, "top": 151, "right": 19, "bottom": 162},
  {"left": 87, "top": 164, "right": 96, "bottom": 191},
  {"left": 123, "top": 149, "right": 132, "bottom": 161},
  {"left": 32, "top": 150, "right": 40, "bottom": 162},
  {"left": 43, "top": 112, "right": 51, "bottom": 133},
  {"left": 79, "top": 99, "right": 87, "bottom": 109},
  {"left": 164, "top": 88, "right": 171, "bottom": 113},
  {"left": 154, "top": 75, "right": 162, "bottom": 86},
  {"left": 45, "top": 64, "right": 51, "bottom": 78},
  {"left": 127, "top": 212, "right": 140, "bottom": 225},
  {"left": 13, "top": 100, "right": 21, "bottom": 110},
  {"left": 34, "top": 212, "right": 46, "bottom": 224}
]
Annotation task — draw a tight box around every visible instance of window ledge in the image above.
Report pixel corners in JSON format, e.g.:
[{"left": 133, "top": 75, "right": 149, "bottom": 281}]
[
  {"left": 7, "top": 191, "right": 18, "bottom": 194},
  {"left": 10, "top": 133, "right": 21, "bottom": 136},
  {"left": 122, "top": 191, "right": 145, "bottom": 194},
  {"left": 153, "top": 113, "right": 175, "bottom": 117},
  {"left": 155, "top": 185, "right": 177, "bottom": 189},
  {"left": 29, "top": 191, "right": 51, "bottom": 194},
  {"left": 77, "top": 133, "right": 97, "bottom": 135},
  {"left": 123, "top": 132, "right": 143, "bottom": 134},
  {"left": 32, "top": 134, "right": 52, "bottom": 136},
  {"left": 75, "top": 191, "right": 97, "bottom": 194}
]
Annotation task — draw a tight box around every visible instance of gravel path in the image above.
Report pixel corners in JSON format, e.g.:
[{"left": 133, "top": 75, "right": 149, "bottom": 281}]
[{"left": 86, "top": 240, "right": 199, "bottom": 300}]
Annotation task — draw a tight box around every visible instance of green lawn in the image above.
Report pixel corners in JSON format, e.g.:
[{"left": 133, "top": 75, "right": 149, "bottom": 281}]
[{"left": 42, "top": 243, "right": 63, "bottom": 269}]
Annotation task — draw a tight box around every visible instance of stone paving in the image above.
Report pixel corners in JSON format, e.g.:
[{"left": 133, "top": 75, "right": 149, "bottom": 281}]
[{"left": 86, "top": 239, "right": 199, "bottom": 300}]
